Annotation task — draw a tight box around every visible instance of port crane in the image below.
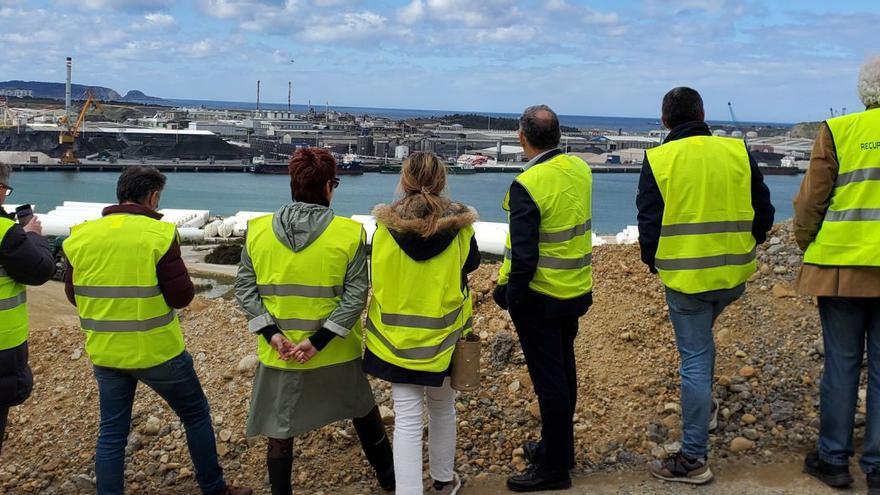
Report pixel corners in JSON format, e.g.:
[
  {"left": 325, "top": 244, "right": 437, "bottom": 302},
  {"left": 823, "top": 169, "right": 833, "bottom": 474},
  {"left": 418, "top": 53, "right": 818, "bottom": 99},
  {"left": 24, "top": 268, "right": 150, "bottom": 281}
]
[{"left": 59, "top": 91, "right": 101, "bottom": 165}]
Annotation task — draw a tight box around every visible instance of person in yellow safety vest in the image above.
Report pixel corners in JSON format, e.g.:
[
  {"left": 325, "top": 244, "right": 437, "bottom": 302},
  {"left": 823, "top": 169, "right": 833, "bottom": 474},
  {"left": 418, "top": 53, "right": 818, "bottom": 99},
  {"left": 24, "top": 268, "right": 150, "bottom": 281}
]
[
  {"left": 492, "top": 105, "right": 592, "bottom": 493},
  {"left": 0, "top": 163, "right": 55, "bottom": 456},
  {"left": 62, "top": 167, "right": 251, "bottom": 495},
  {"left": 364, "top": 151, "right": 480, "bottom": 495},
  {"left": 796, "top": 55, "right": 880, "bottom": 492},
  {"left": 235, "top": 148, "right": 395, "bottom": 495},
  {"left": 637, "top": 88, "right": 775, "bottom": 485}
]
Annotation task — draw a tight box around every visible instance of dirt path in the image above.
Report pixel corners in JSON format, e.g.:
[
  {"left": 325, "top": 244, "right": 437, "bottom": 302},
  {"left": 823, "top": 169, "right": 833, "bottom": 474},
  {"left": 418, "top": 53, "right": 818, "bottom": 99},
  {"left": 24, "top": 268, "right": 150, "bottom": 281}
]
[
  {"left": 26, "top": 281, "right": 79, "bottom": 329},
  {"left": 462, "top": 459, "right": 867, "bottom": 494}
]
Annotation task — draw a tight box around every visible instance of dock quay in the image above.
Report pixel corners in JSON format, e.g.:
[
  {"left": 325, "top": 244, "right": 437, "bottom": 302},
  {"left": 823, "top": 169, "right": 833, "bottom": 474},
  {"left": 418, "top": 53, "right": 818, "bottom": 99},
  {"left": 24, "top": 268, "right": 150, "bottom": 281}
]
[{"left": 7, "top": 159, "right": 645, "bottom": 174}]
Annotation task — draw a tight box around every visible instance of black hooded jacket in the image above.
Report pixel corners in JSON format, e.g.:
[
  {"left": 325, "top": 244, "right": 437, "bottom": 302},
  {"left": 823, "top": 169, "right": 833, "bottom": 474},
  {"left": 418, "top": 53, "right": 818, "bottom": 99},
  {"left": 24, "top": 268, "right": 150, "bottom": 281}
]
[
  {"left": 636, "top": 121, "right": 775, "bottom": 273},
  {"left": 0, "top": 207, "right": 55, "bottom": 409},
  {"left": 362, "top": 197, "right": 480, "bottom": 387}
]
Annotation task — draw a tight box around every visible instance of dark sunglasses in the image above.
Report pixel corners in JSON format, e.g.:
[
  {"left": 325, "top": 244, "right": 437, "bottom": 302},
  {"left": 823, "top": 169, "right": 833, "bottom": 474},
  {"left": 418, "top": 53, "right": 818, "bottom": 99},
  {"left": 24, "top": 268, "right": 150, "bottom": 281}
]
[
  {"left": 0, "top": 183, "right": 12, "bottom": 197},
  {"left": 331, "top": 178, "right": 340, "bottom": 189}
]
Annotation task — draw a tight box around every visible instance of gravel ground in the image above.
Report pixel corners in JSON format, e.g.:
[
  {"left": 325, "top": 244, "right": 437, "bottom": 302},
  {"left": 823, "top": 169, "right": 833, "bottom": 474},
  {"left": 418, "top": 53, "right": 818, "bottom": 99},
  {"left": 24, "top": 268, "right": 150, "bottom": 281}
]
[{"left": 3, "top": 222, "right": 872, "bottom": 494}]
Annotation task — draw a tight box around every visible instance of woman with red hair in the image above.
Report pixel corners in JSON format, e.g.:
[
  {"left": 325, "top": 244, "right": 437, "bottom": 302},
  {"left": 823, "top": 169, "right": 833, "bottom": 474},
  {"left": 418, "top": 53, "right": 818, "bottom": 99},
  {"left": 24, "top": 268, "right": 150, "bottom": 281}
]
[{"left": 235, "top": 148, "right": 394, "bottom": 494}]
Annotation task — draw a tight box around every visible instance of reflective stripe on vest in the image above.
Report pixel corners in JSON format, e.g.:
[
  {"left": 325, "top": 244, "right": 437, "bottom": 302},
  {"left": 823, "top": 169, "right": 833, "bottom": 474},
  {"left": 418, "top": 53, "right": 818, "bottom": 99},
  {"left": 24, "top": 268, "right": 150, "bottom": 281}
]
[
  {"left": 497, "top": 153, "right": 593, "bottom": 300},
  {"left": 0, "top": 217, "right": 29, "bottom": 351},
  {"left": 366, "top": 223, "right": 474, "bottom": 373},
  {"left": 647, "top": 135, "right": 757, "bottom": 294},
  {"left": 247, "top": 213, "right": 365, "bottom": 371},
  {"left": 62, "top": 213, "right": 185, "bottom": 369},
  {"left": 804, "top": 108, "right": 880, "bottom": 266}
]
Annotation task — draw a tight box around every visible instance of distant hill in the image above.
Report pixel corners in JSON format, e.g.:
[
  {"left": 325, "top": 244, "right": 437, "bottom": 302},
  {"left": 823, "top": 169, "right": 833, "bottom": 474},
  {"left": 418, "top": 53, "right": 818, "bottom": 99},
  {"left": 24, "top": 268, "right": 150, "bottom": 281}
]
[
  {"left": 121, "top": 90, "right": 167, "bottom": 104},
  {"left": 0, "top": 80, "right": 167, "bottom": 104},
  {"left": 789, "top": 121, "right": 822, "bottom": 140}
]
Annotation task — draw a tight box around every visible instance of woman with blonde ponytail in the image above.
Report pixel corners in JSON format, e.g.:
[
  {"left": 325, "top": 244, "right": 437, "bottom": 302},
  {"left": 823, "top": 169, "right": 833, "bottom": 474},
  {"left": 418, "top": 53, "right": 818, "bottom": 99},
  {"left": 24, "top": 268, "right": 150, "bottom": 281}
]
[{"left": 365, "top": 152, "right": 481, "bottom": 494}]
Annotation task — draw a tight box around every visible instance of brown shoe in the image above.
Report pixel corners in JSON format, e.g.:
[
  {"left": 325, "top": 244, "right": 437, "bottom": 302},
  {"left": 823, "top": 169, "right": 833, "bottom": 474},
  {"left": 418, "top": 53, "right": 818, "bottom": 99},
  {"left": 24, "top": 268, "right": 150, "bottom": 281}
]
[{"left": 218, "top": 486, "right": 253, "bottom": 495}]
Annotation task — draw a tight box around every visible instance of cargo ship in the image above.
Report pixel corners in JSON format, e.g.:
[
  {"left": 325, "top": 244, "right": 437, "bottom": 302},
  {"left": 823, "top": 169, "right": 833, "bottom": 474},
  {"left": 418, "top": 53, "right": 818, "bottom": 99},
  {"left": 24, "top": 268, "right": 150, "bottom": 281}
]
[{"left": 250, "top": 154, "right": 364, "bottom": 175}]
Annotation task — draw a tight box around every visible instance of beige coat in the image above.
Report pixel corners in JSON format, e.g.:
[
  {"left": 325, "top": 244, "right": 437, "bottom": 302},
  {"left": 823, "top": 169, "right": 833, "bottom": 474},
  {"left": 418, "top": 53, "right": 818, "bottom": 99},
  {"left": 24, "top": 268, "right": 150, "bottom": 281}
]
[{"left": 793, "top": 105, "right": 880, "bottom": 297}]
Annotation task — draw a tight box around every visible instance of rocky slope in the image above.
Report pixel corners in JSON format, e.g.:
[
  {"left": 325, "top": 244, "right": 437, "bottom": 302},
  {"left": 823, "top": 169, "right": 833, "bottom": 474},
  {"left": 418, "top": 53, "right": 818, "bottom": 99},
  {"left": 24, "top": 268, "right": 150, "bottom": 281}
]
[{"left": 0, "top": 223, "right": 845, "bottom": 494}]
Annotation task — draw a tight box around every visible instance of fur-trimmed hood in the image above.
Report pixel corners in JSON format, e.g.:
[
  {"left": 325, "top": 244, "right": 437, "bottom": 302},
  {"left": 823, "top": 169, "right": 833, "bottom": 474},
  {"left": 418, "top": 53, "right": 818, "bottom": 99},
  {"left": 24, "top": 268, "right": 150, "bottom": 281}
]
[{"left": 372, "top": 195, "right": 478, "bottom": 261}]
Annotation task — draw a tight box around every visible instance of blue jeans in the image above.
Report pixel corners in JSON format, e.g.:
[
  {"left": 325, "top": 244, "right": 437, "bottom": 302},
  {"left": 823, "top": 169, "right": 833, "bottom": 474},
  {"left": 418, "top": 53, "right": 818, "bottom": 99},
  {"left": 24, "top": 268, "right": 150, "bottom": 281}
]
[
  {"left": 817, "top": 297, "right": 880, "bottom": 474},
  {"left": 93, "top": 351, "right": 226, "bottom": 495},
  {"left": 665, "top": 284, "right": 745, "bottom": 459}
]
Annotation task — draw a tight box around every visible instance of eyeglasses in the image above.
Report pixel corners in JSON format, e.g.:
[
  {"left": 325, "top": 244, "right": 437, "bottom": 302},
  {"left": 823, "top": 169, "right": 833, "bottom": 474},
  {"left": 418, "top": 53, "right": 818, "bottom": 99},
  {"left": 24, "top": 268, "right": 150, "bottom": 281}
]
[
  {"left": 331, "top": 178, "right": 340, "bottom": 189},
  {"left": 0, "top": 183, "right": 12, "bottom": 197}
]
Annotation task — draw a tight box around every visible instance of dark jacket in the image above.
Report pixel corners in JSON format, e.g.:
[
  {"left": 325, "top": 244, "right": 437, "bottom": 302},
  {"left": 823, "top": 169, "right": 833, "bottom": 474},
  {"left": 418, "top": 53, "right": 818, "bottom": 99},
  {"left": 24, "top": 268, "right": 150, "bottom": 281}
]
[
  {"left": 794, "top": 105, "right": 880, "bottom": 297},
  {"left": 636, "top": 121, "right": 775, "bottom": 272},
  {"left": 495, "top": 149, "right": 593, "bottom": 319},
  {"left": 63, "top": 204, "right": 194, "bottom": 309},
  {"left": 0, "top": 206, "right": 55, "bottom": 408},
  {"left": 362, "top": 196, "right": 481, "bottom": 387}
]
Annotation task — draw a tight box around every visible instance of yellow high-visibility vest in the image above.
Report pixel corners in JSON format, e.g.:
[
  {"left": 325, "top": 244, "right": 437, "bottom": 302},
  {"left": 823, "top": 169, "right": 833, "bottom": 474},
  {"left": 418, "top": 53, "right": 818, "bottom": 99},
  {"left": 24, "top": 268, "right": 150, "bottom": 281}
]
[
  {"left": 804, "top": 108, "right": 880, "bottom": 266},
  {"left": 647, "top": 135, "right": 757, "bottom": 294},
  {"left": 0, "top": 217, "right": 28, "bottom": 351},
  {"left": 247, "top": 214, "right": 365, "bottom": 370},
  {"left": 497, "top": 153, "right": 593, "bottom": 299},
  {"left": 63, "top": 214, "right": 185, "bottom": 369},
  {"left": 366, "top": 223, "right": 474, "bottom": 373}
]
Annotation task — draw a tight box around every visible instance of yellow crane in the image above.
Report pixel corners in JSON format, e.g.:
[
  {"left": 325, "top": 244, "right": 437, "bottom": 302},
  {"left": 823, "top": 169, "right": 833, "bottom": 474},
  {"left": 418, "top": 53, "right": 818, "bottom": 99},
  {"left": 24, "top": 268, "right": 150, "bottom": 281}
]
[{"left": 59, "top": 91, "right": 101, "bottom": 165}]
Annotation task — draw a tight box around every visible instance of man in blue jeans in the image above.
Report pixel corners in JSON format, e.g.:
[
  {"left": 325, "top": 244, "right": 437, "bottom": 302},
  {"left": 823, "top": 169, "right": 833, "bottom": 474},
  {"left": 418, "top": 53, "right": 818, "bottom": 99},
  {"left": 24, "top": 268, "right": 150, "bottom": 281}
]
[
  {"left": 63, "top": 167, "right": 251, "bottom": 495},
  {"left": 794, "top": 56, "right": 880, "bottom": 493},
  {"left": 637, "top": 87, "right": 774, "bottom": 484}
]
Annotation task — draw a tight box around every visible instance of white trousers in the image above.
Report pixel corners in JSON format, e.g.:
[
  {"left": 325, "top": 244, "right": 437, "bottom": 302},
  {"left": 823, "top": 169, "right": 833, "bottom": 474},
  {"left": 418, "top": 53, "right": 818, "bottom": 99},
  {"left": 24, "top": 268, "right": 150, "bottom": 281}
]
[{"left": 391, "top": 378, "right": 457, "bottom": 495}]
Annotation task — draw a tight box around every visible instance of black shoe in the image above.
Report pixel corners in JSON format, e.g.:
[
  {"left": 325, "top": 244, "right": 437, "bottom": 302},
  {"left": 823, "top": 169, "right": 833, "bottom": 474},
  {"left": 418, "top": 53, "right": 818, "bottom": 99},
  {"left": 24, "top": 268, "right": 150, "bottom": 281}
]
[
  {"left": 867, "top": 471, "right": 880, "bottom": 495},
  {"left": 506, "top": 466, "right": 572, "bottom": 493},
  {"left": 377, "top": 465, "right": 395, "bottom": 492},
  {"left": 803, "top": 451, "right": 853, "bottom": 488},
  {"left": 649, "top": 452, "right": 713, "bottom": 485}
]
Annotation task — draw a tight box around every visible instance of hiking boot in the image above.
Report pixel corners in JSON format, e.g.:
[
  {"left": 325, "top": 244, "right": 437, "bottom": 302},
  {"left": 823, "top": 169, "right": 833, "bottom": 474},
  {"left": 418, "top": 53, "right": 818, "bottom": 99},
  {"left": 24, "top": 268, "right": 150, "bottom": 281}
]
[
  {"left": 506, "top": 465, "right": 572, "bottom": 493},
  {"left": 427, "top": 472, "right": 461, "bottom": 495},
  {"left": 803, "top": 451, "right": 852, "bottom": 488},
  {"left": 218, "top": 486, "right": 253, "bottom": 495},
  {"left": 709, "top": 398, "right": 720, "bottom": 432},
  {"left": 650, "top": 452, "right": 713, "bottom": 485},
  {"left": 868, "top": 471, "right": 880, "bottom": 495}
]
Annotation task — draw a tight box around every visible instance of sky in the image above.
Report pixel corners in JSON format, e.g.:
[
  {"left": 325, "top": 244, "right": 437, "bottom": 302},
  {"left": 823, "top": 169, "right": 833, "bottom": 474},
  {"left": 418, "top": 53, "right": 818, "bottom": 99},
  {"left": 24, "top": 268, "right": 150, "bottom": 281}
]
[{"left": 0, "top": 0, "right": 875, "bottom": 123}]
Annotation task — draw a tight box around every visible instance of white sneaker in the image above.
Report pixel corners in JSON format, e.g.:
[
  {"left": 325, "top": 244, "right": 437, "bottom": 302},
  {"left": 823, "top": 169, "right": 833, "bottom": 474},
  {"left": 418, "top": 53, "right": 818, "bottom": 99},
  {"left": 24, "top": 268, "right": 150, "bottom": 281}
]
[{"left": 429, "top": 473, "right": 461, "bottom": 495}]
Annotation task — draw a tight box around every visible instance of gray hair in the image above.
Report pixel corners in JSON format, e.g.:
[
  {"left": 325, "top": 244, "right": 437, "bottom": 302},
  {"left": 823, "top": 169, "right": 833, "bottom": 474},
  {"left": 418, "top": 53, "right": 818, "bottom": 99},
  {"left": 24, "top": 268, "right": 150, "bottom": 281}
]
[
  {"left": 0, "top": 163, "right": 10, "bottom": 185},
  {"left": 859, "top": 55, "right": 880, "bottom": 107},
  {"left": 519, "top": 104, "right": 561, "bottom": 151}
]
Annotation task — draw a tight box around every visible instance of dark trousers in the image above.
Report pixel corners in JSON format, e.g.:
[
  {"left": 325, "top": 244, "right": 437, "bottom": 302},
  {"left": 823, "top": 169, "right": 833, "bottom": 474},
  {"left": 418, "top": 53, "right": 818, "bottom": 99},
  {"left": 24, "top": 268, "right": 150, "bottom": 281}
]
[
  {"left": 266, "top": 405, "right": 393, "bottom": 495},
  {"left": 817, "top": 297, "right": 880, "bottom": 474},
  {"left": 93, "top": 351, "right": 226, "bottom": 495},
  {"left": 0, "top": 406, "right": 7, "bottom": 456},
  {"left": 512, "top": 310, "right": 579, "bottom": 475}
]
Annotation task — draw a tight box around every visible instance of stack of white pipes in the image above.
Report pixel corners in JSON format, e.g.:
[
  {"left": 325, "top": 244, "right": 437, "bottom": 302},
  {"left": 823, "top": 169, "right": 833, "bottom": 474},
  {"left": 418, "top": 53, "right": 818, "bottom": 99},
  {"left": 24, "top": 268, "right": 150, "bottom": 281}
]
[{"left": 37, "top": 201, "right": 209, "bottom": 239}]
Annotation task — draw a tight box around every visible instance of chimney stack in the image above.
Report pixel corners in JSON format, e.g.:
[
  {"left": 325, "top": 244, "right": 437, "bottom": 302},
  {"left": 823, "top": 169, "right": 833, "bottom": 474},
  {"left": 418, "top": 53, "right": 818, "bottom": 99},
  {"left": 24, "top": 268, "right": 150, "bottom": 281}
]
[
  {"left": 65, "top": 57, "right": 72, "bottom": 121},
  {"left": 256, "top": 80, "right": 261, "bottom": 115}
]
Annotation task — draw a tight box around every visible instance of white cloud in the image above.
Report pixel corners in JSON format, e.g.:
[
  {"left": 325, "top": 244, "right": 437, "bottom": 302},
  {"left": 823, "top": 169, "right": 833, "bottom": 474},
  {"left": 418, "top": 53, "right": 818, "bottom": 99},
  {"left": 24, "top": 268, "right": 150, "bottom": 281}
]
[
  {"left": 54, "top": 0, "right": 175, "bottom": 10},
  {"left": 301, "top": 11, "right": 387, "bottom": 43},
  {"left": 397, "top": 0, "right": 425, "bottom": 24},
  {"left": 584, "top": 10, "right": 619, "bottom": 25},
  {"left": 475, "top": 24, "right": 535, "bottom": 43}
]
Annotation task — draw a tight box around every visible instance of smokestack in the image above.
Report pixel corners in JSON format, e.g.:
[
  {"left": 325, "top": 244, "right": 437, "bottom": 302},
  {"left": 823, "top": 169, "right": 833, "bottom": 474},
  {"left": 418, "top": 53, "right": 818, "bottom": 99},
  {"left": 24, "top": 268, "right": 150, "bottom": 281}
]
[
  {"left": 256, "top": 80, "right": 261, "bottom": 114},
  {"left": 65, "top": 57, "right": 72, "bottom": 121},
  {"left": 288, "top": 81, "right": 291, "bottom": 113}
]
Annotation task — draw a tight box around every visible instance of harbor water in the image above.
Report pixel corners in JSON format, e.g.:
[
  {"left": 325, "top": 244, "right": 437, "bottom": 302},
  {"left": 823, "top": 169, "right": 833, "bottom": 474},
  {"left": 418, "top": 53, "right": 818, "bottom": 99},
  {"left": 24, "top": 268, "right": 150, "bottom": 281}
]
[{"left": 10, "top": 172, "right": 803, "bottom": 234}]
